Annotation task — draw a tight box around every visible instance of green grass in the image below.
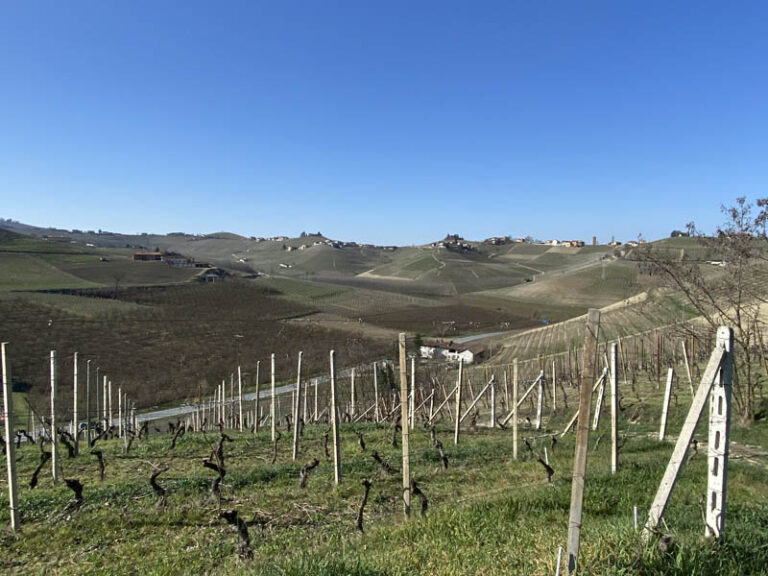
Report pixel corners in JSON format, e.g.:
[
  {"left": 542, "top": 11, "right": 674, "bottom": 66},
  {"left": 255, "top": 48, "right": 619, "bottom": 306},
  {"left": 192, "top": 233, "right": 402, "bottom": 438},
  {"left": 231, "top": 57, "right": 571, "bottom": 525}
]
[{"left": 1, "top": 381, "right": 766, "bottom": 575}]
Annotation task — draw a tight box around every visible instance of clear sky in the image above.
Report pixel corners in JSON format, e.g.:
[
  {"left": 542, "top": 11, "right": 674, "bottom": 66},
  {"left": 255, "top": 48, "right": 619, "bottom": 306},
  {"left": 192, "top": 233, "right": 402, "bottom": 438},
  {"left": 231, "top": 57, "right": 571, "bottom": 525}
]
[{"left": 1, "top": 1, "right": 767, "bottom": 245}]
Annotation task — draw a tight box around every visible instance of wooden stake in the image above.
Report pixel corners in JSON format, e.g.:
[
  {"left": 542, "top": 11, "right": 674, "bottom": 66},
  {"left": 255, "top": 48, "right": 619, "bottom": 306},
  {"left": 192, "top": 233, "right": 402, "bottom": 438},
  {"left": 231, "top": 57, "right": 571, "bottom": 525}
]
[
  {"left": 329, "top": 350, "right": 341, "bottom": 484},
  {"left": 512, "top": 359, "right": 519, "bottom": 460},
  {"left": 292, "top": 352, "right": 303, "bottom": 461},
  {"left": 610, "top": 343, "right": 618, "bottom": 474},
  {"left": 566, "top": 308, "right": 600, "bottom": 574},
  {"left": 659, "top": 368, "right": 674, "bottom": 441},
  {"left": 2, "top": 343, "right": 20, "bottom": 529},
  {"left": 454, "top": 358, "right": 464, "bottom": 445},
  {"left": 399, "top": 334, "right": 411, "bottom": 515},
  {"left": 50, "top": 350, "right": 59, "bottom": 484},
  {"left": 271, "top": 353, "right": 276, "bottom": 442}
]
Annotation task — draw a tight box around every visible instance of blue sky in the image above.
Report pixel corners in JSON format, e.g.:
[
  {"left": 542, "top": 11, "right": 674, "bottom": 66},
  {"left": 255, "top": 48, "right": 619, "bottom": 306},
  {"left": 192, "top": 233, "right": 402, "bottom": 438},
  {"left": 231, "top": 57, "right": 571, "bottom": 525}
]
[{"left": 1, "top": 1, "right": 767, "bottom": 245}]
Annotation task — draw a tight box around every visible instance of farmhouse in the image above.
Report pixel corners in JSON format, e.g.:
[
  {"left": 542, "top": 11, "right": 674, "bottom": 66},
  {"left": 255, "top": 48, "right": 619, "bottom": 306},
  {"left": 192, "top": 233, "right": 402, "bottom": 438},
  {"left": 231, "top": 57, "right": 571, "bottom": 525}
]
[
  {"left": 133, "top": 251, "right": 163, "bottom": 261},
  {"left": 419, "top": 340, "right": 476, "bottom": 364}
]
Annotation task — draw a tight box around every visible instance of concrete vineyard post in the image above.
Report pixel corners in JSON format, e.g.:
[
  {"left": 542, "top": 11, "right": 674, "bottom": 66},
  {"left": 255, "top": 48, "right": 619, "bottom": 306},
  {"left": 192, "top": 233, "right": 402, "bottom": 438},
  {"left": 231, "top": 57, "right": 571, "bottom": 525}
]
[
  {"left": 2, "top": 343, "right": 20, "bottom": 529},
  {"left": 238, "top": 365, "right": 243, "bottom": 432},
  {"left": 292, "top": 351, "right": 303, "bottom": 461},
  {"left": 254, "top": 360, "right": 261, "bottom": 432},
  {"left": 566, "top": 308, "right": 600, "bottom": 574},
  {"left": 399, "top": 333, "right": 411, "bottom": 515},
  {"left": 409, "top": 355, "right": 416, "bottom": 430},
  {"left": 489, "top": 375, "right": 495, "bottom": 427},
  {"left": 271, "top": 353, "right": 276, "bottom": 442},
  {"left": 85, "top": 360, "right": 91, "bottom": 443},
  {"left": 552, "top": 360, "right": 557, "bottom": 412},
  {"left": 72, "top": 352, "right": 78, "bottom": 454},
  {"left": 50, "top": 350, "right": 59, "bottom": 484},
  {"left": 512, "top": 359, "right": 518, "bottom": 461},
  {"left": 373, "top": 362, "right": 380, "bottom": 422},
  {"left": 108, "top": 380, "right": 113, "bottom": 428},
  {"left": 659, "top": 368, "right": 674, "bottom": 441},
  {"left": 706, "top": 326, "right": 733, "bottom": 538},
  {"left": 535, "top": 370, "right": 543, "bottom": 430},
  {"left": 454, "top": 358, "right": 464, "bottom": 445},
  {"left": 350, "top": 367, "right": 356, "bottom": 419},
  {"left": 610, "top": 343, "right": 618, "bottom": 474},
  {"left": 329, "top": 350, "right": 341, "bottom": 484},
  {"left": 118, "top": 386, "right": 122, "bottom": 438},
  {"left": 102, "top": 375, "right": 107, "bottom": 428}
]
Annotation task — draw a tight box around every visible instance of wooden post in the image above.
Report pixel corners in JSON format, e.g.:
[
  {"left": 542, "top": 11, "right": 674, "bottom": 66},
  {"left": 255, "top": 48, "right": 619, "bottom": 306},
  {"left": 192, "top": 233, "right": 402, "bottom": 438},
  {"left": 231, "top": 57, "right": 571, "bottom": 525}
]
[
  {"left": 72, "top": 352, "right": 78, "bottom": 454},
  {"left": 642, "top": 337, "right": 728, "bottom": 542},
  {"left": 350, "top": 367, "right": 356, "bottom": 418},
  {"left": 122, "top": 392, "right": 128, "bottom": 453},
  {"left": 591, "top": 372, "right": 606, "bottom": 431},
  {"left": 50, "top": 350, "right": 59, "bottom": 484},
  {"left": 238, "top": 365, "right": 243, "bottom": 431},
  {"left": 95, "top": 366, "right": 100, "bottom": 426},
  {"left": 329, "top": 350, "right": 341, "bottom": 484},
  {"left": 409, "top": 355, "right": 416, "bottom": 430},
  {"left": 706, "top": 326, "right": 733, "bottom": 538},
  {"left": 118, "top": 386, "right": 123, "bottom": 438},
  {"left": 2, "top": 343, "right": 20, "bottom": 529},
  {"left": 253, "top": 360, "right": 261, "bottom": 432},
  {"left": 313, "top": 377, "right": 319, "bottom": 423},
  {"left": 101, "top": 374, "right": 106, "bottom": 427},
  {"left": 512, "top": 359, "right": 519, "bottom": 461},
  {"left": 659, "top": 368, "right": 674, "bottom": 441},
  {"left": 108, "top": 380, "right": 113, "bottom": 428},
  {"left": 610, "top": 343, "right": 618, "bottom": 474},
  {"left": 270, "top": 353, "right": 276, "bottom": 442},
  {"left": 552, "top": 360, "right": 557, "bottom": 412},
  {"left": 292, "top": 351, "right": 303, "bottom": 461},
  {"left": 373, "top": 362, "right": 380, "bottom": 422},
  {"left": 399, "top": 333, "right": 411, "bottom": 515},
  {"left": 454, "top": 358, "right": 464, "bottom": 445},
  {"left": 566, "top": 308, "right": 601, "bottom": 574}
]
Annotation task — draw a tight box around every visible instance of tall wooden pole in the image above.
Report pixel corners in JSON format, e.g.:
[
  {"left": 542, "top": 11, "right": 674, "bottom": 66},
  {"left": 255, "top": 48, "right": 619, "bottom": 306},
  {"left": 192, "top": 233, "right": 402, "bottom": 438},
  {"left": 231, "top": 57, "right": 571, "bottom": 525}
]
[
  {"left": 454, "top": 358, "right": 464, "bottom": 445},
  {"left": 270, "top": 353, "right": 276, "bottom": 442},
  {"left": 292, "top": 351, "right": 303, "bottom": 461},
  {"left": 610, "top": 342, "right": 619, "bottom": 474},
  {"left": 50, "top": 350, "right": 59, "bottom": 485},
  {"left": 329, "top": 350, "right": 341, "bottom": 484},
  {"left": 2, "top": 343, "right": 20, "bottom": 529},
  {"left": 399, "top": 334, "right": 411, "bottom": 515},
  {"left": 566, "top": 309, "right": 601, "bottom": 574},
  {"left": 512, "top": 359, "right": 519, "bottom": 460}
]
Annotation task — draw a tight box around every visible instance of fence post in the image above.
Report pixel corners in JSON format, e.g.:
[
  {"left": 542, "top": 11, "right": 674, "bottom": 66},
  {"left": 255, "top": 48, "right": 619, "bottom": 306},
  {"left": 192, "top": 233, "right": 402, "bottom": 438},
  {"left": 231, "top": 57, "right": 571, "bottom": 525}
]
[
  {"left": 271, "top": 353, "right": 276, "bottom": 441},
  {"left": 50, "top": 350, "right": 59, "bottom": 484},
  {"left": 566, "top": 309, "right": 601, "bottom": 574},
  {"left": 610, "top": 342, "right": 618, "bottom": 474},
  {"left": 2, "top": 343, "right": 20, "bottom": 529},
  {"left": 399, "top": 333, "right": 411, "bottom": 516},
  {"left": 706, "top": 326, "right": 733, "bottom": 538},
  {"left": 512, "top": 359, "right": 518, "bottom": 460},
  {"left": 292, "top": 351, "right": 303, "bottom": 461},
  {"left": 329, "top": 350, "right": 341, "bottom": 484},
  {"left": 72, "top": 352, "right": 78, "bottom": 455},
  {"left": 454, "top": 358, "right": 464, "bottom": 445},
  {"left": 659, "top": 368, "right": 674, "bottom": 441}
]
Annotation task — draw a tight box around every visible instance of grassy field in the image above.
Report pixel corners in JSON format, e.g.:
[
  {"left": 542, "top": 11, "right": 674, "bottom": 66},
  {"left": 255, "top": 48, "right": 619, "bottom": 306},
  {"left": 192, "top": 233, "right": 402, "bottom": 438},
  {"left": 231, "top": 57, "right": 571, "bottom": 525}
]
[{"left": 1, "top": 372, "right": 766, "bottom": 575}]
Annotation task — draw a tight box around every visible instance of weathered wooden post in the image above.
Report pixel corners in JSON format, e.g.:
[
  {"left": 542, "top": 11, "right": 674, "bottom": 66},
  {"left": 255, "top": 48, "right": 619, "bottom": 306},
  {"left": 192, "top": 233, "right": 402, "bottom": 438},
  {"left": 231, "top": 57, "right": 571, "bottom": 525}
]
[
  {"left": 512, "top": 359, "right": 519, "bottom": 460},
  {"left": 706, "top": 326, "right": 733, "bottom": 538},
  {"left": 566, "top": 308, "right": 601, "bottom": 574},
  {"left": 610, "top": 342, "right": 619, "bottom": 474},
  {"left": 329, "top": 350, "right": 341, "bottom": 484},
  {"left": 373, "top": 361, "right": 380, "bottom": 422},
  {"left": 454, "top": 358, "right": 464, "bottom": 445},
  {"left": 270, "top": 353, "right": 276, "bottom": 441},
  {"left": 399, "top": 333, "right": 411, "bottom": 515},
  {"left": 2, "top": 343, "right": 20, "bottom": 529},
  {"left": 72, "top": 352, "right": 79, "bottom": 454},
  {"left": 237, "top": 365, "right": 243, "bottom": 431},
  {"left": 50, "top": 350, "right": 59, "bottom": 484},
  {"left": 659, "top": 368, "right": 674, "bottom": 441},
  {"left": 292, "top": 352, "right": 303, "bottom": 461}
]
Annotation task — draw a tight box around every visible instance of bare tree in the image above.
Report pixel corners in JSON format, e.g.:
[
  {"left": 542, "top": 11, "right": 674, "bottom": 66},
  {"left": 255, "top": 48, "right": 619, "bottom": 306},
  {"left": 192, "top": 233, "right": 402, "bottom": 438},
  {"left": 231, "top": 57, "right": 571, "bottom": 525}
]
[{"left": 635, "top": 196, "right": 768, "bottom": 421}]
